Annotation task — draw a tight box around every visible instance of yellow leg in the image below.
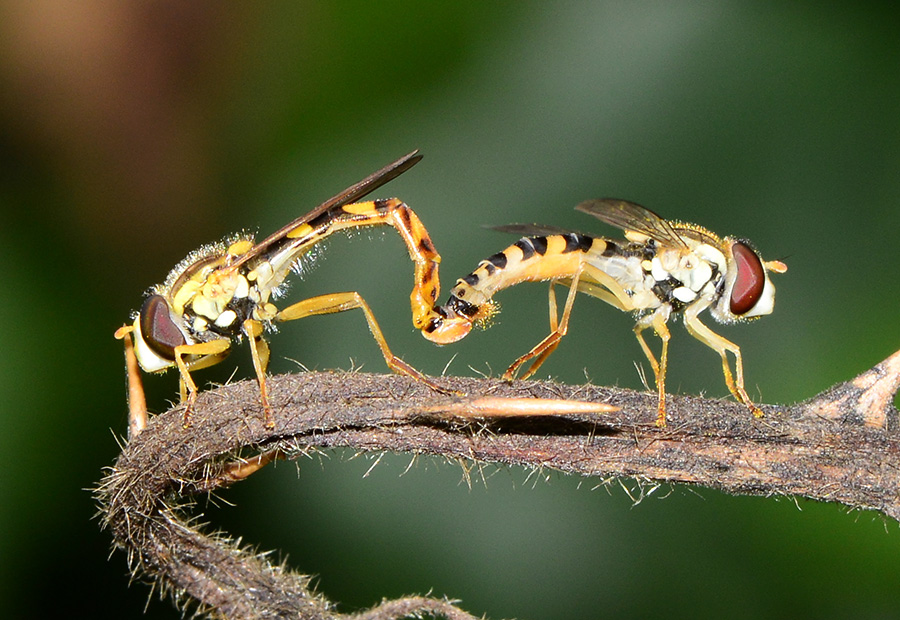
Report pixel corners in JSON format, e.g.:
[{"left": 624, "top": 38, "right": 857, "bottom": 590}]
[
  {"left": 242, "top": 319, "right": 275, "bottom": 428},
  {"left": 580, "top": 265, "right": 637, "bottom": 312},
  {"left": 275, "top": 291, "right": 447, "bottom": 392},
  {"left": 633, "top": 311, "right": 671, "bottom": 427},
  {"left": 173, "top": 339, "right": 232, "bottom": 427},
  {"left": 503, "top": 272, "right": 581, "bottom": 381},
  {"left": 683, "top": 305, "right": 762, "bottom": 417}
]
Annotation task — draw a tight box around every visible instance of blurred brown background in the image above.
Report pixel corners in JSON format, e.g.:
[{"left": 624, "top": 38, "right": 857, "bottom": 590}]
[{"left": 1, "top": 2, "right": 899, "bottom": 619}]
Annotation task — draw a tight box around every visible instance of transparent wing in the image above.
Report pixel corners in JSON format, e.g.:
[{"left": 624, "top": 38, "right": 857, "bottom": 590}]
[
  {"left": 576, "top": 198, "right": 688, "bottom": 249},
  {"left": 232, "top": 150, "right": 422, "bottom": 268},
  {"left": 489, "top": 223, "right": 583, "bottom": 237}
]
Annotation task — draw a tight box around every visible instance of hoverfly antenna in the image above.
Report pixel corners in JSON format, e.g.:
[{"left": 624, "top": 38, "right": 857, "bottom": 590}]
[{"left": 765, "top": 259, "right": 788, "bottom": 274}]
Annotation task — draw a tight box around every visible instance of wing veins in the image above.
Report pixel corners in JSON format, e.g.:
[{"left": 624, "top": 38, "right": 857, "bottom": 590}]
[
  {"left": 232, "top": 150, "right": 422, "bottom": 268},
  {"left": 489, "top": 223, "right": 585, "bottom": 237},
  {"left": 576, "top": 198, "right": 688, "bottom": 249}
]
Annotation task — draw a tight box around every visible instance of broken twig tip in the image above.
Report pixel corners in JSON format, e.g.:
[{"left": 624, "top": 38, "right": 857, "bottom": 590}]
[{"left": 852, "top": 347, "right": 900, "bottom": 428}]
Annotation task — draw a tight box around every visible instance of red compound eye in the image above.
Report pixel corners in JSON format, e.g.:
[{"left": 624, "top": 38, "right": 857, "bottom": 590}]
[
  {"left": 139, "top": 295, "right": 185, "bottom": 360},
  {"left": 730, "top": 242, "right": 766, "bottom": 315}
]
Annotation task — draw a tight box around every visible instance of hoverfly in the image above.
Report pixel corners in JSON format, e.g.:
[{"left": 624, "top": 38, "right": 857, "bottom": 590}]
[
  {"left": 421, "top": 199, "right": 788, "bottom": 426},
  {"left": 115, "top": 151, "right": 446, "bottom": 434}
]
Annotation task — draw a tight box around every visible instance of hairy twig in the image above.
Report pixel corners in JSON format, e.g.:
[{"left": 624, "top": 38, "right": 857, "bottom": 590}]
[{"left": 97, "top": 349, "right": 900, "bottom": 619}]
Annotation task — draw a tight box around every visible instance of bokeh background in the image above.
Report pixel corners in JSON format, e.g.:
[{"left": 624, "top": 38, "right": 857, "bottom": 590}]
[{"left": 2, "top": 2, "right": 899, "bottom": 619}]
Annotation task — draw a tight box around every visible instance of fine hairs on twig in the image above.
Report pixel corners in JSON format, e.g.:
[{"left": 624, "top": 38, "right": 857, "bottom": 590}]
[{"left": 96, "top": 349, "right": 900, "bottom": 619}]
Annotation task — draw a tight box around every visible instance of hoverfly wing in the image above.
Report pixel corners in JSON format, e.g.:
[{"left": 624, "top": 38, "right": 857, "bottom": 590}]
[
  {"left": 233, "top": 151, "right": 423, "bottom": 268},
  {"left": 321, "top": 149, "right": 422, "bottom": 210},
  {"left": 576, "top": 199, "right": 688, "bottom": 249},
  {"left": 489, "top": 222, "right": 582, "bottom": 237}
]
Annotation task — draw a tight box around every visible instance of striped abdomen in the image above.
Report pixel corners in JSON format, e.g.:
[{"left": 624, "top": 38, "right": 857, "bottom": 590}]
[
  {"left": 248, "top": 198, "right": 442, "bottom": 330},
  {"left": 421, "top": 232, "right": 611, "bottom": 344},
  {"left": 453, "top": 233, "right": 602, "bottom": 305}
]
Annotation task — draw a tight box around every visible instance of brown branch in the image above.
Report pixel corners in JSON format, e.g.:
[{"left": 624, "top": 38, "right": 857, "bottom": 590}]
[{"left": 96, "top": 349, "right": 900, "bottom": 619}]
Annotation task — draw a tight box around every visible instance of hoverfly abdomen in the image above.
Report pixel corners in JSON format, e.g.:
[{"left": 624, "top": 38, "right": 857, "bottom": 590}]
[
  {"left": 485, "top": 250, "right": 508, "bottom": 270},
  {"left": 422, "top": 233, "right": 604, "bottom": 345},
  {"left": 562, "top": 232, "right": 593, "bottom": 254}
]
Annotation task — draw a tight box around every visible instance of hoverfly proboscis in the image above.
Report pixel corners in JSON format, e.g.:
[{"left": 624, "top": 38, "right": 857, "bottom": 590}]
[
  {"left": 420, "top": 199, "right": 787, "bottom": 426},
  {"left": 116, "top": 151, "right": 447, "bottom": 436}
]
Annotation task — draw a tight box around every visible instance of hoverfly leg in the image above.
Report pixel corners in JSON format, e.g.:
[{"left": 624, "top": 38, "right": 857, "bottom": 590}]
[
  {"left": 180, "top": 381, "right": 198, "bottom": 428},
  {"left": 580, "top": 265, "right": 636, "bottom": 312},
  {"left": 547, "top": 279, "right": 561, "bottom": 332},
  {"left": 174, "top": 339, "right": 231, "bottom": 427},
  {"left": 719, "top": 351, "right": 762, "bottom": 417},
  {"left": 723, "top": 343, "right": 763, "bottom": 416},
  {"left": 683, "top": 305, "right": 763, "bottom": 418},
  {"left": 634, "top": 310, "right": 671, "bottom": 427},
  {"left": 275, "top": 291, "right": 451, "bottom": 394},
  {"left": 242, "top": 319, "right": 274, "bottom": 428},
  {"left": 114, "top": 325, "right": 149, "bottom": 440},
  {"left": 503, "top": 272, "right": 582, "bottom": 381}
]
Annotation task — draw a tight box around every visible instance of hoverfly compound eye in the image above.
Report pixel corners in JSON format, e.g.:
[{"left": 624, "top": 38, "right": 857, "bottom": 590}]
[
  {"left": 729, "top": 242, "right": 766, "bottom": 315},
  {"left": 139, "top": 295, "right": 186, "bottom": 360}
]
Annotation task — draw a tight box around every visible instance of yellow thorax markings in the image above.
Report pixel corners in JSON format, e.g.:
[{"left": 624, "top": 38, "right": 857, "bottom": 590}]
[
  {"left": 342, "top": 201, "right": 383, "bottom": 216},
  {"left": 287, "top": 223, "right": 315, "bottom": 240},
  {"left": 227, "top": 239, "right": 253, "bottom": 256},
  {"left": 172, "top": 279, "right": 203, "bottom": 315},
  {"left": 196, "top": 270, "right": 246, "bottom": 320},
  {"left": 172, "top": 265, "right": 248, "bottom": 319}
]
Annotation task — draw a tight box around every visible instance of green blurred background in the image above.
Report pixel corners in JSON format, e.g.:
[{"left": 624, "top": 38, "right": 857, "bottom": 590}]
[{"left": 2, "top": 2, "right": 899, "bottom": 619}]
